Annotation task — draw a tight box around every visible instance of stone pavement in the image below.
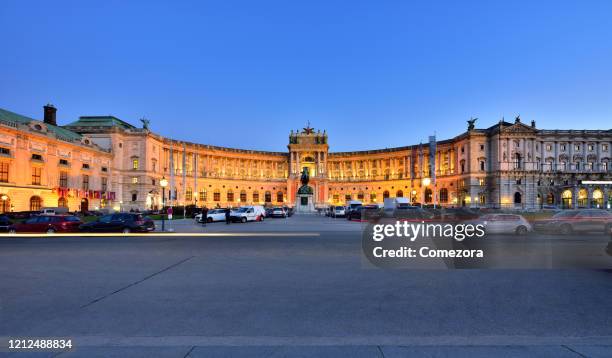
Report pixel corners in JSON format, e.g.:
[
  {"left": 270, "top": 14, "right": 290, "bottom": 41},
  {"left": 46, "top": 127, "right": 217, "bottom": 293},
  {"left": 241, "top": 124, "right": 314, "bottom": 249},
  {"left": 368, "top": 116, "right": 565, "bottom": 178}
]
[{"left": 2, "top": 215, "right": 612, "bottom": 357}]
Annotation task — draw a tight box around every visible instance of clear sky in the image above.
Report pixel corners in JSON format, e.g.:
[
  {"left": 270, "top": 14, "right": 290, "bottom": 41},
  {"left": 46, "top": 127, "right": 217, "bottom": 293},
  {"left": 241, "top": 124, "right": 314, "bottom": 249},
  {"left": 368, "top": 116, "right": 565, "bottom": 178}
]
[{"left": 1, "top": 0, "right": 611, "bottom": 152}]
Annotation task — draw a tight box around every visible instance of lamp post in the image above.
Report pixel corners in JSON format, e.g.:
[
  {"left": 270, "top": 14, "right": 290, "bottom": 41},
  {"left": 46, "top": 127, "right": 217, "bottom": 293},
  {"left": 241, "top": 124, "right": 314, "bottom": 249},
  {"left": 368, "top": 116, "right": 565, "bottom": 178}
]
[
  {"left": 160, "top": 176, "right": 168, "bottom": 232},
  {"left": 421, "top": 177, "right": 431, "bottom": 208}
]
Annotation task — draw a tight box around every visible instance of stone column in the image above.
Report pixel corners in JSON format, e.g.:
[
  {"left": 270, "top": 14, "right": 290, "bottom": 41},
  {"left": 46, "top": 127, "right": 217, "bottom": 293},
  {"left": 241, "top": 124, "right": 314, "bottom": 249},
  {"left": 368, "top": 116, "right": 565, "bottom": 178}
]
[
  {"left": 597, "top": 141, "right": 601, "bottom": 171},
  {"left": 569, "top": 141, "right": 574, "bottom": 171}
]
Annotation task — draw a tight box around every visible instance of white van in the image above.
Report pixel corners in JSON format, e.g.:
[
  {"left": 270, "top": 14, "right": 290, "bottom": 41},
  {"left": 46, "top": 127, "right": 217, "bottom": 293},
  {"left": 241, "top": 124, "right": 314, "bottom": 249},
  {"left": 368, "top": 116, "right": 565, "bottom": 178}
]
[
  {"left": 40, "top": 207, "right": 69, "bottom": 216},
  {"left": 230, "top": 205, "right": 266, "bottom": 223},
  {"left": 383, "top": 197, "right": 410, "bottom": 211}
]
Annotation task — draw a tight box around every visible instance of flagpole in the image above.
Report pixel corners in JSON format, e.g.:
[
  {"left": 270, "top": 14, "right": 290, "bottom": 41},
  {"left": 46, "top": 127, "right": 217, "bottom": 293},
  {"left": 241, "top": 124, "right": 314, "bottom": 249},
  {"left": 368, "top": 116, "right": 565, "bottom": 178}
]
[{"left": 182, "top": 143, "right": 187, "bottom": 219}]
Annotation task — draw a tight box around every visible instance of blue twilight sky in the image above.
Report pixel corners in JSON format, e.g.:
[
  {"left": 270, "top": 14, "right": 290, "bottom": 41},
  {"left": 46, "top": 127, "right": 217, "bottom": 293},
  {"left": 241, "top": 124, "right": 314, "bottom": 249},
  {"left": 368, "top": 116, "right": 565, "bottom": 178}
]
[{"left": 1, "top": 0, "right": 611, "bottom": 152}]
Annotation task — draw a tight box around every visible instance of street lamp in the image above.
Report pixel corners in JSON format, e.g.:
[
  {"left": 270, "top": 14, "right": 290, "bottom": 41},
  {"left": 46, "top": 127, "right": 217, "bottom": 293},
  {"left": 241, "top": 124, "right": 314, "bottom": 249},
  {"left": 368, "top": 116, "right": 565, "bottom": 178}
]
[{"left": 160, "top": 176, "right": 168, "bottom": 231}]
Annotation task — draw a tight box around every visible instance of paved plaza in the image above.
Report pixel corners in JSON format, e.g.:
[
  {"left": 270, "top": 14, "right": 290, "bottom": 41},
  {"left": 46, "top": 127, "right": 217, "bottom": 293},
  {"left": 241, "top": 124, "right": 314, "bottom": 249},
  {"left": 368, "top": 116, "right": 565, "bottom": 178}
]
[{"left": 1, "top": 215, "right": 612, "bottom": 357}]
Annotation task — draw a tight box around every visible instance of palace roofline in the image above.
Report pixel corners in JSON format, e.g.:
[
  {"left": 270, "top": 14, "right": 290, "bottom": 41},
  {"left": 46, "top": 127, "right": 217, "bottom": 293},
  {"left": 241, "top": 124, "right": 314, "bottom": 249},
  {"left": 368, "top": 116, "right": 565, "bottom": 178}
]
[
  {"left": 0, "top": 107, "right": 111, "bottom": 154},
  {"left": 58, "top": 110, "right": 612, "bottom": 156}
]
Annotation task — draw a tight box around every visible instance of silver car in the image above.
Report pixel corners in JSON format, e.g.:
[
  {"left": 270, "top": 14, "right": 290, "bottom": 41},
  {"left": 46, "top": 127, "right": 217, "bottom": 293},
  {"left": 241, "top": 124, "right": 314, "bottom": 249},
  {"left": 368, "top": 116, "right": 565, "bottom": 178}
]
[
  {"left": 333, "top": 206, "right": 346, "bottom": 218},
  {"left": 475, "top": 214, "right": 533, "bottom": 235}
]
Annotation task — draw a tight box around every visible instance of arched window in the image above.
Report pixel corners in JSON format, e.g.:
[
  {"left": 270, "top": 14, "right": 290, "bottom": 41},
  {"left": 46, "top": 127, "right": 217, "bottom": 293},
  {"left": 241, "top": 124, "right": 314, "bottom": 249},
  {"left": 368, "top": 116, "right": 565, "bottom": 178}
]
[
  {"left": 546, "top": 192, "right": 555, "bottom": 205},
  {"left": 276, "top": 191, "right": 283, "bottom": 203},
  {"left": 264, "top": 191, "right": 272, "bottom": 203},
  {"left": 562, "top": 189, "right": 572, "bottom": 208},
  {"left": 213, "top": 189, "right": 221, "bottom": 202},
  {"left": 0, "top": 194, "right": 10, "bottom": 213},
  {"left": 252, "top": 191, "right": 259, "bottom": 203},
  {"left": 439, "top": 188, "right": 448, "bottom": 203},
  {"left": 227, "top": 190, "right": 234, "bottom": 202},
  {"left": 58, "top": 197, "right": 68, "bottom": 208},
  {"left": 30, "top": 196, "right": 42, "bottom": 211},
  {"left": 240, "top": 190, "right": 247, "bottom": 203},
  {"left": 383, "top": 190, "right": 390, "bottom": 199},
  {"left": 592, "top": 189, "right": 603, "bottom": 208},
  {"left": 514, "top": 192, "right": 522, "bottom": 204},
  {"left": 370, "top": 193, "right": 376, "bottom": 202},
  {"left": 396, "top": 190, "right": 403, "bottom": 198},
  {"left": 577, "top": 188, "right": 588, "bottom": 207},
  {"left": 345, "top": 194, "right": 352, "bottom": 202}
]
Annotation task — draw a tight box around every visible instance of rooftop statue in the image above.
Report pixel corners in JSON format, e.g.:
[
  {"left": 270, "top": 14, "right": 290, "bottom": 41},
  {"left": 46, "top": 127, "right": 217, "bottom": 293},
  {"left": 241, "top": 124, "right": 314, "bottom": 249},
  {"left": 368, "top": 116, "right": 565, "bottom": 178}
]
[
  {"left": 303, "top": 120, "right": 315, "bottom": 134},
  {"left": 467, "top": 117, "right": 478, "bottom": 131},
  {"left": 140, "top": 117, "right": 150, "bottom": 130}
]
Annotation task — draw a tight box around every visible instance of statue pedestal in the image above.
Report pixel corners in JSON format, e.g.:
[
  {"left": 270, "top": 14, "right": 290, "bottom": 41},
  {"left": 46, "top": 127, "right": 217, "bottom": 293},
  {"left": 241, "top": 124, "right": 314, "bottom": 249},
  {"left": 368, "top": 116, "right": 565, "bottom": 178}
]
[{"left": 295, "top": 194, "right": 316, "bottom": 214}]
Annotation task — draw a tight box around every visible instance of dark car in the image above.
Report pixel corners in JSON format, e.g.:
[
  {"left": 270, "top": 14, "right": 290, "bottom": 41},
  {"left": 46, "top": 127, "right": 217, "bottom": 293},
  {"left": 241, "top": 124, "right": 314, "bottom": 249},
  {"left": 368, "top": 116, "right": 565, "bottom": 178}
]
[
  {"left": 441, "top": 208, "right": 480, "bottom": 221},
  {"left": 347, "top": 206, "right": 365, "bottom": 221},
  {"left": 347, "top": 205, "right": 381, "bottom": 221},
  {"left": 0, "top": 215, "right": 13, "bottom": 232},
  {"left": 534, "top": 209, "right": 612, "bottom": 235},
  {"left": 282, "top": 206, "right": 294, "bottom": 217},
  {"left": 393, "top": 206, "right": 434, "bottom": 220},
  {"left": 6, "top": 211, "right": 40, "bottom": 220},
  {"left": 9, "top": 215, "right": 82, "bottom": 234},
  {"left": 270, "top": 207, "right": 287, "bottom": 218},
  {"left": 79, "top": 213, "right": 155, "bottom": 233}
]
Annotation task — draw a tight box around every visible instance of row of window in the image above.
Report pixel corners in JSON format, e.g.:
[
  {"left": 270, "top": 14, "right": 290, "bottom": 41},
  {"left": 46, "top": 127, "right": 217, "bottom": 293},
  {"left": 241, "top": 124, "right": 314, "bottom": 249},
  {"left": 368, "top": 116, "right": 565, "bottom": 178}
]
[
  {"left": 545, "top": 143, "right": 609, "bottom": 152},
  {"left": 0, "top": 164, "right": 108, "bottom": 191},
  {"left": 149, "top": 190, "right": 284, "bottom": 203}
]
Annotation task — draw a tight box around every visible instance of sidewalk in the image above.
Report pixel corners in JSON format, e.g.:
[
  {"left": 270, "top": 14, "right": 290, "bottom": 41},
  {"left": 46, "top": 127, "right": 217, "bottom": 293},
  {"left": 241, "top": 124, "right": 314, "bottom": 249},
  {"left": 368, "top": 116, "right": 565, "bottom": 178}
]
[{"left": 18, "top": 344, "right": 612, "bottom": 357}]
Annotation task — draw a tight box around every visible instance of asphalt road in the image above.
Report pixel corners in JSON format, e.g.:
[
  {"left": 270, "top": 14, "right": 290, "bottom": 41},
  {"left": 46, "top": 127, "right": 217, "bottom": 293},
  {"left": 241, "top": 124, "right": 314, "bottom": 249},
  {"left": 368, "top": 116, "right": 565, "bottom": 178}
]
[{"left": 1, "top": 215, "right": 612, "bottom": 357}]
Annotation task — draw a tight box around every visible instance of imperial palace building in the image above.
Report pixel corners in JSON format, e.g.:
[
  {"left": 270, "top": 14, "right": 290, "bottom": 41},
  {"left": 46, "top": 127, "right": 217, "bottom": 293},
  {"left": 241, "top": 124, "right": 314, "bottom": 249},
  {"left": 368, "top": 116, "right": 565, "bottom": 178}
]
[{"left": 0, "top": 104, "right": 610, "bottom": 213}]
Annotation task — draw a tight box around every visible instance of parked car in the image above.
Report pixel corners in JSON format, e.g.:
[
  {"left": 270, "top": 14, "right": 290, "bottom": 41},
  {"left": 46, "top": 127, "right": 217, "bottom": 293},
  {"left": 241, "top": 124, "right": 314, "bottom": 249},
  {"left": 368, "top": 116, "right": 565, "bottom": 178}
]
[
  {"left": 271, "top": 207, "right": 287, "bottom": 218},
  {"left": 9, "top": 215, "right": 82, "bottom": 234},
  {"left": 0, "top": 215, "right": 13, "bottom": 232},
  {"left": 534, "top": 209, "right": 612, "bottom": 235},
  {"left": 40, "top": 207, "right": 69, "bottom": 216},
  {"left": 196, "top": 209, "right": 227, "bottom": 223},
  {"left": 468, "top": 213, "right": 532, "bottom": 235},
  {"left": 333, "top": 206, "right": 346, "bottom": 218},
  {"left": 347, "top": 206, "right": 365, "bottom": 221},
  {"left": 282, "top": 206, "right": 294, "bottom": 217},
  {"left": 79, "top": 213, "right": 155, "bottom": 233},
  {"left": 230, "top": 206, "right": 264, "bottom": 223},
  {"left": 392, "top": 206, "right": 434, "bottom": 220},
  {"left": 6, "top": 211, "right": 40, "bottom": 220}
]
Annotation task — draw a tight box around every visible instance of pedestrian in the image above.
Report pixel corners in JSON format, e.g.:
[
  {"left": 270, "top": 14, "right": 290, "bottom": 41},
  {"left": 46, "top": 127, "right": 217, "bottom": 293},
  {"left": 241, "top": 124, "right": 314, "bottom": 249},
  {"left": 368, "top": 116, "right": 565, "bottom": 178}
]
[
  {"left": 225, "top": 208, "right": 231, "bottom": 225},
  {"left": 201, "top": 206, "right": 208, "bottom": 227}
]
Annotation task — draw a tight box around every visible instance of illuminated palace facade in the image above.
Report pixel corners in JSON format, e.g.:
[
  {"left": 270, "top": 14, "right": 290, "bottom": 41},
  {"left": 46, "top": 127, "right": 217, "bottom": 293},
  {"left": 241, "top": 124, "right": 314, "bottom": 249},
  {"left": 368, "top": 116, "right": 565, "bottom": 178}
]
[{"left": 0, "top": 105, "right": 610, "bottom": 213}]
